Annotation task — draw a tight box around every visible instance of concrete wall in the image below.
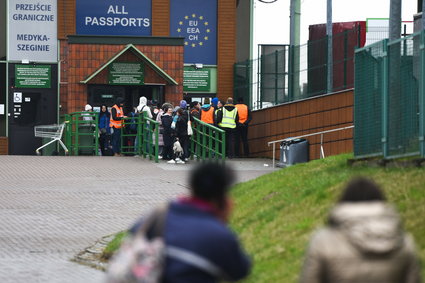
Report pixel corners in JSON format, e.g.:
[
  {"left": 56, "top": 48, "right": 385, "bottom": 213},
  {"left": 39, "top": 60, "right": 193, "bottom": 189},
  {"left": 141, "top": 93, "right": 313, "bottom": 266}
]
[{"left": 248, "top": 89, "right": 354, "bottom": 160}]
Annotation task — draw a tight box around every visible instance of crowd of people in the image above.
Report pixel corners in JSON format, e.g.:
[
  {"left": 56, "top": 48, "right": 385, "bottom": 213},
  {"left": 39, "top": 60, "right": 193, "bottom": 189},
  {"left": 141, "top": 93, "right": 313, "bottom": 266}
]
[
  {"left": 107, "top": 163, "right": 422, "bottom": 283},
  {"left": 83, "top": 95, "right": 252, "bottom": 161}
]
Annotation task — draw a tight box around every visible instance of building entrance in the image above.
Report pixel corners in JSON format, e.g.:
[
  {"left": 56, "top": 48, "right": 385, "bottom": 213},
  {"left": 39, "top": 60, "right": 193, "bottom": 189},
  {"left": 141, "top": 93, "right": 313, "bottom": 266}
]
[
  {"left": 8, "top": 64, "right": 58, "bottom": 155},
  {"left": 87, "top": 84, "right": 164, "bottom": 113}
]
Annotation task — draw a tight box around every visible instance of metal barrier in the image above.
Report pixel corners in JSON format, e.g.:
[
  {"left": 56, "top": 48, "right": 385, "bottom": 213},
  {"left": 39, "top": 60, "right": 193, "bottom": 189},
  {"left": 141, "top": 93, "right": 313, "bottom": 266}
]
[
  {"left": 235, "top": 27, "right": 366, "bottom": 110},
  {"left": 191, "top": 117, "right": 226, "bottom": 162},
  {"left": 267, "top": 125, "right": 354, "bottom": 168},
  {"left": 355, "top": 30, "right": 424, "bottom": 159},
  {"left": 64, "top": 112, "right": 159, "bottom": 161},
  {"left": 64, "top": 112, "right": 99, "bottom": 156}
]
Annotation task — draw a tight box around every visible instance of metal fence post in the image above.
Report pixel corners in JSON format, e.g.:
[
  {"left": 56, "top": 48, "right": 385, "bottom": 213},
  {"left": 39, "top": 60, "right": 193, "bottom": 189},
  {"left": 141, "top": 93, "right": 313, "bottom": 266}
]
[
  {"left": 420, "top": 31, "right": 425, "bottom": 157},
  {"left": 381, "top": 39, "right": 389, "bottom": 159}
]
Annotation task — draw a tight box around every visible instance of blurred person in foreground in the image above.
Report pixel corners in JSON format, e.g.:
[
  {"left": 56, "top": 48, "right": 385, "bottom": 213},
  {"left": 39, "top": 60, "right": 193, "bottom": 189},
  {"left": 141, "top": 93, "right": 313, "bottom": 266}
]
[
  {"left": 129, "top": 162, "right": 251, "bottom": 282},
  {"left": 300, "top": 177, "right": 421, "bottom": 283}
]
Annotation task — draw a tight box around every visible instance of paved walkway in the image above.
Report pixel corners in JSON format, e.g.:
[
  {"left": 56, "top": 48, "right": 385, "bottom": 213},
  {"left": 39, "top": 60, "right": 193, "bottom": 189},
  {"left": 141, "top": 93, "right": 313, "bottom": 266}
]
[{"left": 0, "top": 156, "right": 275, "bottom": 283}]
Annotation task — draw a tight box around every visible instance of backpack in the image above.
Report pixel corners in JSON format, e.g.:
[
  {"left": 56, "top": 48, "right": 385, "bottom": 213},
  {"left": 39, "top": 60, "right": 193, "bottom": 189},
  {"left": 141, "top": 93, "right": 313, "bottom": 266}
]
[
  {"left": 129, "top": 112, "right": 138, "bottom": 132},
  {"left": 106, "top": 205, "right": 168, "bottom": 283}
]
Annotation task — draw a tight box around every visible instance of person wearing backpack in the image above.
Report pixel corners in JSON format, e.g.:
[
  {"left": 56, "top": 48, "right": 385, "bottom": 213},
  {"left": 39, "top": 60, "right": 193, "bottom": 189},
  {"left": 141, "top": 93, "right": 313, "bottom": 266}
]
[{"left": 108, "top": 162, "right": 252, "bottom": 283}]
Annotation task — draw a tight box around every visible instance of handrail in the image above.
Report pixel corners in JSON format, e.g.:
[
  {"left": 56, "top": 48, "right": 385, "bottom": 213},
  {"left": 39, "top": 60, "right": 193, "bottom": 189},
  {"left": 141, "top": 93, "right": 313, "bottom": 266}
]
[
  {"left": 267, "top": 125, "right": 354, "bottom": 168},
  {"left": 191, "top": 117, "right": 226, "bottom": 162}
]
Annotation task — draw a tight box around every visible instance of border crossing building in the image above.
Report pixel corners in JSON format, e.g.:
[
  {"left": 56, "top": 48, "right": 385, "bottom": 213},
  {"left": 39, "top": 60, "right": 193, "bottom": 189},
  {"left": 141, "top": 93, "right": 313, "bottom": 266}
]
[{"left": 0, "top": 0, "right": 251, "bottom": 154}]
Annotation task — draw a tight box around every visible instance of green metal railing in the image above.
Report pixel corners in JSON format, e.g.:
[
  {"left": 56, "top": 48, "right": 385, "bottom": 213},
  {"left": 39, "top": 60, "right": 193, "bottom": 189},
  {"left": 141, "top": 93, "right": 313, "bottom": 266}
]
[
  {"left": 190, "top": 117, "right": 226, "bottom": 162},
  {"left": 234, "top": 27, "right": 365, "bottom": 110},
  {"left": 354, "top": 30, "right": 424, "bottom": 159},
  {"left": 123, "top": 114, "right": 159, "bottom": 162},
  {"left": 64, "top": 112, "right": 159, "bottom": 162},
  {"left": 64, "top": 112, "right": 99, "bottom": 156}
]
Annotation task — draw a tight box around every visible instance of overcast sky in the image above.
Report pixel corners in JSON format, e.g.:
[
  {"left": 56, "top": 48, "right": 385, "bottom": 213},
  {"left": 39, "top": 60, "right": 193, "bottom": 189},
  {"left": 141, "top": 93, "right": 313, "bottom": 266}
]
[{"left": 254, "top": 0, "right": 417, "bottom": 48}]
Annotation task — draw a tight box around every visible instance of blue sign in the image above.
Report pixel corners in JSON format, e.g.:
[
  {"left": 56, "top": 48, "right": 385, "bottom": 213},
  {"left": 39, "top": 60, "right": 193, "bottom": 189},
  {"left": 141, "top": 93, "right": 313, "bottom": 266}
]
[
  {"left": 170, "top": 0, "right": 217, "bottom": 65},
  {"left": 76, "top": 0, "right": 152, "bottom": 36}
]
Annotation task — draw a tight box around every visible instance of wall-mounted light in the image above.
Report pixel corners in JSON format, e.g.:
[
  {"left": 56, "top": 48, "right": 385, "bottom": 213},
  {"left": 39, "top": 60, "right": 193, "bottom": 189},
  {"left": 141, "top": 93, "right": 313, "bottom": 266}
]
[
  {"left": 21, "top": 59, "right": 29, "bottom": 64},
  {"left": 194, "top": 63, "right": 203, "bottom": 69}
]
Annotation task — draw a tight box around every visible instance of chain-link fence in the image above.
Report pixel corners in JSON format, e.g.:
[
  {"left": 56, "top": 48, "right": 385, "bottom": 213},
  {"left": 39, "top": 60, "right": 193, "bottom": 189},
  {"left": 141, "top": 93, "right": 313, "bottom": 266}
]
[
  {"left": 354, "top": 31, "right": 424, "bottom": 159},
  {"left": 234, "top": 27, "right": 364, "bottom": 110}
]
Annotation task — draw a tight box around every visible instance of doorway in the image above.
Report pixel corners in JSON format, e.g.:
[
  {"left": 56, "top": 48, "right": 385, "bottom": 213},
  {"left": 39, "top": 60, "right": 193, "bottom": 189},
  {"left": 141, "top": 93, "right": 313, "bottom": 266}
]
[
  {"left": 8, "top": 64, "right": 58, "bottom": 155},
  {"left": 87, "top": 84, "right": 164, "bottom": 114}
]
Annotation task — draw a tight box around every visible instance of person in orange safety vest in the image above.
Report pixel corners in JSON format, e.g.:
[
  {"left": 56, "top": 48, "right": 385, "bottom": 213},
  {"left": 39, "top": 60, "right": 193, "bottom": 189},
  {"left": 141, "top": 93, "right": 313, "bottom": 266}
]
[
  {"left": 200, "top": 97, "right": 215, "bottom": 125},
  {"left": 110, "top": 97, "right": 126, "bottom": 156},
  {"left": 235, "top": 97, "right": 252, "bottom": 157}
]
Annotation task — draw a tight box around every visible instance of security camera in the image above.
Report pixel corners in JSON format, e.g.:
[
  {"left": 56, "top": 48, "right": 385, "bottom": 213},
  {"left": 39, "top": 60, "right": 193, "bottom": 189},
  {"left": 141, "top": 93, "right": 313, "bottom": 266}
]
[{"left": 194, "top": 63, "right": 203, "bottom": 69}]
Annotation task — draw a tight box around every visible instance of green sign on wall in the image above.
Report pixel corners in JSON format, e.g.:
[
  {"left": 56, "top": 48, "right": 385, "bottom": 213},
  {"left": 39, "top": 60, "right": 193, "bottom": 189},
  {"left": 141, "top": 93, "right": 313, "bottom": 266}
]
[
  {"left": 15, "top": 65, "right": 51, "bottom": 88},
  {"left": 183, "top": 68, "right": 211, "bottom": 92},
  {"left": 109, "top": 62, "right": 144, "bottom": 85}
]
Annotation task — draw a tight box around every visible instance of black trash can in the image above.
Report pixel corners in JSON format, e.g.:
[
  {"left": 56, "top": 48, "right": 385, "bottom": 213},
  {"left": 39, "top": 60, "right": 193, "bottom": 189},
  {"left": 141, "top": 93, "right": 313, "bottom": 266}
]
[{"left": 277, "top": 138, "right": 309, "bottom": 168}]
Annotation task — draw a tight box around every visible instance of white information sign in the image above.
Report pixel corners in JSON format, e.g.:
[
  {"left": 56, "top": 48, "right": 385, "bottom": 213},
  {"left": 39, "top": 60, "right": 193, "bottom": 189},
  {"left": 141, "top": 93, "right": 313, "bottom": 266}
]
[
  {"left": 14, "top": 92, "right": 23, "bottom": 103},
  {"left": 8, "top": 0, "right": 58, "bottom": 62}
]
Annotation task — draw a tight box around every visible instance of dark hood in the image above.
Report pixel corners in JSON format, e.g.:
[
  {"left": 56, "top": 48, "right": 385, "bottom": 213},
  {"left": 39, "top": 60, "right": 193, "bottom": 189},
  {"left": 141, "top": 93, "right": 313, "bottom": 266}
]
[{"left": 224, "top": 104, "right": 236, "bottom": 111}]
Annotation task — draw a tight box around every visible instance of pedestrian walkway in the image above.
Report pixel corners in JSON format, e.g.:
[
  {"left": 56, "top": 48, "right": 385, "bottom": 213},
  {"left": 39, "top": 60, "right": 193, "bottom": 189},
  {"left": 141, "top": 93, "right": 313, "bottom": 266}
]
[{"left": 0, "top": 156, "right": 275, "bottom": 283}]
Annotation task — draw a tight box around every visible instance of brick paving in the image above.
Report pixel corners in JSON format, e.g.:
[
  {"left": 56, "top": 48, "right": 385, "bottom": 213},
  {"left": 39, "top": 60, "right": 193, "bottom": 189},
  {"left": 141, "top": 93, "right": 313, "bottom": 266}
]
[{"left": 0, "top": 156, "right": 275, "bottom": 283}]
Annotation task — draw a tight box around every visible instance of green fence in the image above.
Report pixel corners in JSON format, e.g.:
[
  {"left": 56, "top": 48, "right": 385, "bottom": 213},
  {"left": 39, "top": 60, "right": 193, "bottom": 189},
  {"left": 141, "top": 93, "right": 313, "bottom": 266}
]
[
  {"left": 354, "top": 31, "right": 424, "bottom": 159},
  {"left": 121, "top": 115, "right": 159, "bottom": 162},
  {"left": 234, "top": 27, "right": 364, "bottom": 110},
  {"left": 64, "top": 112, "right": 159, "bottom": 162},
  {"left": 190, "top": 117, "right": 226, "bottom": 162},
  {"left": 65, "top": 112, "right": 99, "bottom": 156}
]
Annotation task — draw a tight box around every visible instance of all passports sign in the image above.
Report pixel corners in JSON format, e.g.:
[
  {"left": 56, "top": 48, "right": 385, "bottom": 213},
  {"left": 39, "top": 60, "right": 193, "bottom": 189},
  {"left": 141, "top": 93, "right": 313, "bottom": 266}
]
[
  {"left": 8, "top": 0, "right": 58, "bottom": 62},
  {"left": 76, "top": 0, "right": 152, "bottom": 36}
]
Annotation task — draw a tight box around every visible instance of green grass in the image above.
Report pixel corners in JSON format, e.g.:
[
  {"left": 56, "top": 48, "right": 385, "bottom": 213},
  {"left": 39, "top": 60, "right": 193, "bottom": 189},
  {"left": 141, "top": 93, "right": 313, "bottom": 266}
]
[
  {"left": 103, "top": 153, "right": 425, "bottom": 281},
  {"left": 102, "top": 231, "right": 127, "bottom": 260},
  {"left": 230, "top": 153, "right": 425, "bottom": 282}
]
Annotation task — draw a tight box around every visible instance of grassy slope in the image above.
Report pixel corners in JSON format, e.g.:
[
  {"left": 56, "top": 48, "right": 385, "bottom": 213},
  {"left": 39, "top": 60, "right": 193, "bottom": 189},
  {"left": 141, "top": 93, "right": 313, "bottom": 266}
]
[{"left": 230, "top": 154, "right": 425, "bottom": 282}]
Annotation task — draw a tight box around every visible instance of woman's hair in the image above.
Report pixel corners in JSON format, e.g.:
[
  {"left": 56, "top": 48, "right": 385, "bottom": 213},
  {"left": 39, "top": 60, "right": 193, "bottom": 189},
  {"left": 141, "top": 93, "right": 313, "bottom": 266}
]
[
  {"left": 189, "top": 162, "right": 235, "bottom": 208},
  {"left": 339, "top": 177, "right": 386, "bottom": 203}
]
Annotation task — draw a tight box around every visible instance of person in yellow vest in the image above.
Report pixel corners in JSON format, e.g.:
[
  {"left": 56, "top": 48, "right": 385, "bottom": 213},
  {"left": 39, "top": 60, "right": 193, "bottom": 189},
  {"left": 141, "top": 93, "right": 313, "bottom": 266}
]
[
  {"left": 110, "top": 97, "right": 126, "bottom": 156},
  {"left": 200, "top": 97, "right": 215, "bottom": 125},
  {"left": 216, "top": 97, "right": 239, "bottom": 158},
  {"left": 235, "top": 97, "right": 252, "bottom": 158}
]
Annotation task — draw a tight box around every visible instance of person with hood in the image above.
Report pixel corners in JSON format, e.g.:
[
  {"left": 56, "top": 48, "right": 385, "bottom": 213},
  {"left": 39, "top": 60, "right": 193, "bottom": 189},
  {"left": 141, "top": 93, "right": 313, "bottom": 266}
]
[
  {"left": 82, "top": 104, "right": 94, "bottom": 121},
  {"left": 200, "top": 98, "right": 215, "bottom": 125},
  {"left": 211, "top": 97, "right": 219, "bottom": 109},
  {"left": 300, "top": 177, "right": 421, "bottom": 283},
  {"left": 98, "top": 104, "right": 111, "bottom": 156},
  {"left": 110, "top": 97, "right": 126, "bottom": 156},
  {"left": 216, "top": 98, "right": 239, "bottom": 158},
  {"left": 136, "top": 96, "right": 153, "bottom": 119},
  {"left": 122, "top": 162, "right": 252, "bottom": 282}
]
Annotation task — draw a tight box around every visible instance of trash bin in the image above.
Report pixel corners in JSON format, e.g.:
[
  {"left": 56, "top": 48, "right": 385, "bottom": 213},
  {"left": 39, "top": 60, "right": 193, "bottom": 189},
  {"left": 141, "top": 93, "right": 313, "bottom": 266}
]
[
  {"left": 277, "top": 138, "right": 309, "bottom": 168},
  {"left": 78, "top": 124, "right": 96, "bottom": 155}
]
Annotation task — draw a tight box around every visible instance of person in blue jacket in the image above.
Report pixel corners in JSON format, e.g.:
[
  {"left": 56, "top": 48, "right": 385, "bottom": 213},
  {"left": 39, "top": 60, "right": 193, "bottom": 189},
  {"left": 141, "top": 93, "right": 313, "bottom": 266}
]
[
  {"left": 98, "top": 104, "right": 111, "bottom": 156},
  {"left": 130, "top": 162, "right": 252, "bottom": 283}
]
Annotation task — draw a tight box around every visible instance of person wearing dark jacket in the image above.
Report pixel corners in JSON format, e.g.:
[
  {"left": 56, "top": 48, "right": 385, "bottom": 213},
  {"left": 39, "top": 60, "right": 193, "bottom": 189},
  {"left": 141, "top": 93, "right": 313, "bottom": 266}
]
[
  {"left": 161, "top": 105, "right": 175, "bottom": 161},
  {"left": 300, "top": 177, "right": 421, "bottom": 283},
  {"left": 190, "top": 101, "right": 201, "bottom": 120},
  {"left": 235, "top": 97, "right": 252, "bottom": 158},
  {"left": 175, "top": 107, "right": 191, "bottom": 162},
  {"left": 98, "top": 104, "right": 111, "bottom": 156},
  {"left": 216, "top": 98, "right": 239, "bottom": 158},
  {"left": 129, "top": 162, "right": 252, "bottom": 283}
]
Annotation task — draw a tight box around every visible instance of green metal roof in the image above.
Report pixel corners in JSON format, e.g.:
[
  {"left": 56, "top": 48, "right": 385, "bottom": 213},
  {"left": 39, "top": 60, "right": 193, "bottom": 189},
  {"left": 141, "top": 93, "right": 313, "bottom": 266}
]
[{"left": 80, "top": 44, "right": 178, "bottom": 85}]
